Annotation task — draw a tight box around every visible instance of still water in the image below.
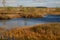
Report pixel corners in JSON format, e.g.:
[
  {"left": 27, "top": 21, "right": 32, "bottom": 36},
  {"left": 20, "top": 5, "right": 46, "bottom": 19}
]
[{"left": 0, "top": 15, "right": 60, "bottom": 29}]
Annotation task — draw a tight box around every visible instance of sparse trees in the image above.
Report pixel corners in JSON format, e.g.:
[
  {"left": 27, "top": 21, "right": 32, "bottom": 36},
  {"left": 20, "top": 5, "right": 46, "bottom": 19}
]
[{"left": 2, "top": 0, "right": 6, "bottom": 7}]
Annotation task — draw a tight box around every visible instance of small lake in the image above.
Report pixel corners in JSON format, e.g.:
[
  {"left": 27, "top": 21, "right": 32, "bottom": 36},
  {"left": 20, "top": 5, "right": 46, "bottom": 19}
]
[{"left": 0, "top": 15, "right": 60, "bottom": 29}]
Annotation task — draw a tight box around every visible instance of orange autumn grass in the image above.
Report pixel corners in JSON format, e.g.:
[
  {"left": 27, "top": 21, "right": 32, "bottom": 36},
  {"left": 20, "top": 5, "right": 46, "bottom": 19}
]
[{"left": 0, "top": 23, "right": 60, "bottom": 40}]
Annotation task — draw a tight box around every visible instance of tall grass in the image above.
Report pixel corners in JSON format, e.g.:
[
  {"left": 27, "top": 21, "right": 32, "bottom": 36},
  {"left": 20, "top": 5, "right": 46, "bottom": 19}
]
[{"left": 0, "top": 23, "right": 60, "bottom": 40}]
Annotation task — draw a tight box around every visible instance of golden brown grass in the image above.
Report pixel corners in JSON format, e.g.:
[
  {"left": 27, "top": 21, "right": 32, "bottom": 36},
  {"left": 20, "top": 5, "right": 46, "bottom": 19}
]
[
  {"left": 0, "top": 23, "right": 60, "bottom": 40},
  {"left": 0, "top": 7, "right": 60, "bottom": 19}
]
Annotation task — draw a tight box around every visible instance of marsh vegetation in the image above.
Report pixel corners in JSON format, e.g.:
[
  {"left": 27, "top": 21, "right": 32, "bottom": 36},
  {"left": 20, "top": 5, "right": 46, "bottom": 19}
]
[{"left": 0, "top": 23, "right": 60, "bottom": 40}]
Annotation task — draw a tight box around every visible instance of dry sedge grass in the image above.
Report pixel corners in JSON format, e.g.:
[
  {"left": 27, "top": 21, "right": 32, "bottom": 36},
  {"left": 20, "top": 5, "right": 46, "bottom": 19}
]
[
  {"left": 0, "top": 7, "right": 47, "bottom": 19},
  {"left": 0, "top": 7, "right": 60, "bottom": 19},
  {"left": 0, "top": 23, "right": 60, "bottom": 40}
]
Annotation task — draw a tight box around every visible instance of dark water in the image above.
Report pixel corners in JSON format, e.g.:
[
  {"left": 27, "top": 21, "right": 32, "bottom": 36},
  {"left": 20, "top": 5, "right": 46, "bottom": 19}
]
[{"left": 0, "top": 15, "right": 60, "bottom": 29}]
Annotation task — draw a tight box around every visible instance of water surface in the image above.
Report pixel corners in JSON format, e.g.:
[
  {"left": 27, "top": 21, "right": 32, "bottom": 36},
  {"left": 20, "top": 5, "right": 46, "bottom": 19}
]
[{"left": 0, "top": 15, "right": 60, "bottom": 29}]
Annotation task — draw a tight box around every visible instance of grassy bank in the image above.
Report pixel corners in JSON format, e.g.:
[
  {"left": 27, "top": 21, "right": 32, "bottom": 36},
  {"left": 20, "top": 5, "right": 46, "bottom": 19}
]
[
  {"left": 0, "top": 23, "right": 60, "bottom": 40},
  {"left": 0, "top": 7, "right": 60, "bottom": 19}
]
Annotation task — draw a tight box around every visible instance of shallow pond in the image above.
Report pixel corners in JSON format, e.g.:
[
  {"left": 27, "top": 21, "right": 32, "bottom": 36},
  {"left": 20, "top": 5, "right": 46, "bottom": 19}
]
[{"left": 0, "top": 15, "right": 60, "bottom": 29}]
